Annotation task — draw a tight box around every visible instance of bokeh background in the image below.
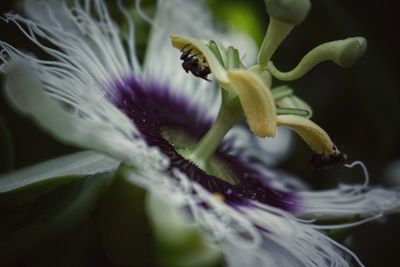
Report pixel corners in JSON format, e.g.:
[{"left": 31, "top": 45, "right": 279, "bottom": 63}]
[{"left": 0, "top": 0, "right": 399, "bottom": 266}]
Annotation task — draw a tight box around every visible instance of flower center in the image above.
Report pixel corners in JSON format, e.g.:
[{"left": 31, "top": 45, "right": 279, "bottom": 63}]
[
  {"left": 160, "top": 127, "right": 237, "bottom": 184},
  {"left": 112, "top": 77, "right": 299, "bottom": 212}
]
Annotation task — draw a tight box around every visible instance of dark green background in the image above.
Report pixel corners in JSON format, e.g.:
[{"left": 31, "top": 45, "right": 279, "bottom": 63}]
[{"left": 1, "top": 0, "right": 399, "bottom": 266}]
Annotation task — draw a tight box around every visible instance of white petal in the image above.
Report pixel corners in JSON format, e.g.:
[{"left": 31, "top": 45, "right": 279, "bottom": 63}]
[
  {"left": 22, "top": 0, "right": 141, "bottom": 70},
  {"left": 1, "top": 1, "right": 169, "bottom": 169},
  {"left": 0, "top": 150, "right": 118, "bottom": 193},
  {"left": 4, "top": 60, "right": 166, "bottom": 168},
  {"left": 24, "top": 0, "right": 79, "bottom": 34},
  {"left": 222, "top": 31, "right": 258, "bottom": 67},
  {"left": 224, "top": 125, "right": 293, "bottom": 166},
  {"left": 125, "top": 167, "right": 359, "bottom": 267},
  {"left": 236, "top": 204, "right": 362, "bottom": 267},
  {"left": 144, "top": 0, "right": 222, "bottom": 120}
]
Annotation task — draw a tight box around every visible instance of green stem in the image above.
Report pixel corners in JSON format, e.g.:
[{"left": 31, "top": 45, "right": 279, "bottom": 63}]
[{"left": 188, "top": 97, "right": 243, "bottom": 170}]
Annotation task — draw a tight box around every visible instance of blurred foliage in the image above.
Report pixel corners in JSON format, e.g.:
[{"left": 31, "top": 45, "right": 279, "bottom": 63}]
[
  {"left": 98, "top": 166, "right": 154, "bottom": 266},
  {"left": 208, "top": 0, "right": 265, "bottom": 44},
  {"left": 0, "top": 172, "right": 113, "bottom": 266},
  {"left": 0, "top": 116, "right": 13, "bottom": 172},
  {"left": 0, "top": 160, "right": 223, "bottom": 267}
]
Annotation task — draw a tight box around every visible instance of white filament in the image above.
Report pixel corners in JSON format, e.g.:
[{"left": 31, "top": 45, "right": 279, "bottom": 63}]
[{"left": 345, "top": 160, "right": 370, "bottom": 188}]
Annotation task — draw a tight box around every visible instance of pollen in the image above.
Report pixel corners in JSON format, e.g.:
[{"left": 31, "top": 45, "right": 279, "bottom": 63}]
[
  {"left": 179, "top": 45, "right": 211, "bottom": 81},
  {"left": 213, "top": 193, "right": 225, "bottom": 202}
]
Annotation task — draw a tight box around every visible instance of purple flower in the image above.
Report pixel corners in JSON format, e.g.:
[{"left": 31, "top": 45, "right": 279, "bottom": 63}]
[{"left": 1, "top": 1, "right": 400, "bottom": 266}]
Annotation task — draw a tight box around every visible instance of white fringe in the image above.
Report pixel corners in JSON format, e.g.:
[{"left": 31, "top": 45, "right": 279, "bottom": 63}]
[{"left": 0, "top": 0, "right": 168, "bottom": 170}]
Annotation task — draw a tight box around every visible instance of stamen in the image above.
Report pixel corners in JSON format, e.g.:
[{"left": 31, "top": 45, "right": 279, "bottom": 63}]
[
  {"left": 310, "top": 152, "right": 347, "bottom": 171},
  {"left": 213, "top": 193, "right": 225, "bottom": 202},
  {"left": 271, "top": 85, "right": 293, "bottom": 100},
  {"left": 228, "top": 69, "right": 277, "bottom": 137},
  {"left": 171, "top": 35, "right": 230, "bottom": 88},
  {"left": 277, "top": 107, "right": 310, "bottom": 117},
  {"left": 277, "top": 115, "right": 338, "bottom": 155},
  {"left": 179, "top": 47, "right": 211, "bottom": 81}
]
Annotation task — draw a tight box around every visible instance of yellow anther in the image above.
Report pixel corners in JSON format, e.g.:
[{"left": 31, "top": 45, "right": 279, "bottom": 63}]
[
  {"left": 171, "top": 35, "right": 231, "bottom": 89},
  {"left": 213, "top": 193, "right": 225, "bottom": 202},
  {"left": 228, "top": 69, "right": 277, "bottom": 137},
  {"left": 277, "top": 115, "right": 337, "bottom": 155}
]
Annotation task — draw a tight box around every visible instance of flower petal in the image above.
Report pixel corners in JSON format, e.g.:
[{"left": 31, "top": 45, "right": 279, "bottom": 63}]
[
  {"left": 24, "top": 0, "right": 78, "bottom": 34},
  {"left": 144, "top": 0, "right": 223, "bottom": 120},
  {"left": 0, "top": 150, "right": 118, "bottom": 194},
  {"left": 228, "top": 69, "right": 277, "bottom": 137},
  {"left": 224, "top": 125, "right": 293, "bottom": 166},
  {"left": 298, "top": 186, "right": 400, "bottom": 219},
  {"left": 4, "top": 60, "right": 164, "bottom": 167},
  {"left": 125, "top": 162, "right": 364, "bottom": 267},
  {"left": 232, "top": 204, "right": 362, "bottom": 267}
]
